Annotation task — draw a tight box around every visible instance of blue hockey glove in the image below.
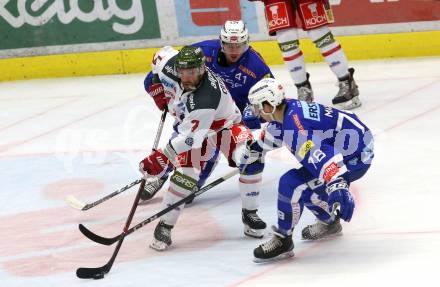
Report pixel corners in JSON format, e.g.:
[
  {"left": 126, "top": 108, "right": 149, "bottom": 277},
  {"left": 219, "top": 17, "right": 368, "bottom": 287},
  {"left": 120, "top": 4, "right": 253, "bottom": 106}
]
[
  {"left": 243, "top": 104, "right": 261, "bottom": 130},
  {"left": 326, "top": 177, "right": 354, "bottom": 222}
]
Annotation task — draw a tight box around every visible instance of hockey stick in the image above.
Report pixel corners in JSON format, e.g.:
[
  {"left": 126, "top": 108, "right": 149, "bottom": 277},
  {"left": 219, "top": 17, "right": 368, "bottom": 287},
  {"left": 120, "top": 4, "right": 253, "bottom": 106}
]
[
  {"left": 76, "top": 169, "right": 238, "bottom": 279},
  {"left": 65, "top": 109, "right": 168, "bottom": 211},
  {"left": 76, "top": 178, "right": 146, "bottom": 279},
  {"left": 65, "top": 180, "right": 142, "bottom": 211},
  {"left": 78, "top": 168, "right": 239, "bottom": 246}
]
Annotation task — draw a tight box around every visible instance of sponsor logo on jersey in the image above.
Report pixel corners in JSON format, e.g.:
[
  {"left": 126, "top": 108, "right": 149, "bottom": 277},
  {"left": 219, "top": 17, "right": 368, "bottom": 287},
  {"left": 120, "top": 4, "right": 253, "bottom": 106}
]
[
  {"left": 238, "top": 65, "right": 257, "bottom": 79},
  {"left": 301, "top": 102, "right": 321, "bottom": 121},
  {"left": 218, "top": 77, "right": 229, "bottom": 94},
  {"left": 160, "top": 78, "right": 175, "bottom": 90},
  {"left": 207, "top": 71, "right": 218, "bottom": 89},
  {"left": 298, "top": 140, "right": 315, "bottom": 159},
  {"left": 188, "top": 94, "right": 196, "bottom": 110},
  {"left": 266, "top": 3, "right": 290, "bottom": 30},
  {"left": 293, "top": 114, "right": 307, "bottom": 136},
  {"left": 164, "top": 64, "right": 178, "bottom": 77},
  {"left": 323, "top": 162, "right": 339, "bottom": 183},
  {"left": 324, "top": 106, "right": 333, "bottom": 118},
  {"left": 232, "top": 125, "right": 251, "bottom": 144}
]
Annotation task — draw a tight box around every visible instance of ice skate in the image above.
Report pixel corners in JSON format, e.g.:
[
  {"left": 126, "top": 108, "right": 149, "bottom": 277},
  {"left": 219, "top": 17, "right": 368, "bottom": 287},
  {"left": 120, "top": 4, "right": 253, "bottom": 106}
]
[
  {"left": 295, "top": 72, "right": 314, "bottom": 102},
  {"left": 150, "top": 221, "right": 173, "bottom": 251},
  {"left": 242, "top": 209, "right": 267, "bottom": 238},
  {"left": 332, "top": 68, "right": 361, "bottom": 110},
  {"left": 253, "top": 226, "right": 294, "bottom": 263},
  {"left": 302, "top": 216, "right": 342, "bottom": 240}
]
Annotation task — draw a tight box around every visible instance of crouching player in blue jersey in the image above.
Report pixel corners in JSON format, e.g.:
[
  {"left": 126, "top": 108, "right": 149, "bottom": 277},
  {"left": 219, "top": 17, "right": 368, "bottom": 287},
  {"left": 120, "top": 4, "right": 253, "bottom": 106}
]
[
  {"left": 141, "top": 20, "right": 274, "bottom": 204},
  {"left": 246, "top": 78, "right": 374, "bottom": 262}
]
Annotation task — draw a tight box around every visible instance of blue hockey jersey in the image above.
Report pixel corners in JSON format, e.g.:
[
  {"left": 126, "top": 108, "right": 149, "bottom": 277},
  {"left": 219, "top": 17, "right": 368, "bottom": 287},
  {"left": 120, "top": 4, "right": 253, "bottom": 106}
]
[
  {"left": 262, "top": 99, "right": 374, "bottom": 183},
  {"left": 192, "top": 40, "right": 273, "bottom": 113}
]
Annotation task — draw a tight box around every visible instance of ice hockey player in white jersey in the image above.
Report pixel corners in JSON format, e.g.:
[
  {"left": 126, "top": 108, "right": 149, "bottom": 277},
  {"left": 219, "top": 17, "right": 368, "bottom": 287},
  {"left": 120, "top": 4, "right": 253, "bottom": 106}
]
[
  {"left": 139, "top": 46, "right": 267, "bottom": 251},
  {"left": 141, "top": 20, "right": 272, "bottom": 204}
]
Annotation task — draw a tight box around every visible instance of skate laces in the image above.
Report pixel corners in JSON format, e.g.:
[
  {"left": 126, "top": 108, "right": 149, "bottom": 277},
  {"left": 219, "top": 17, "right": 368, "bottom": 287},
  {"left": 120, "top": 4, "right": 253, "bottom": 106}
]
[
  {"left": 336, "top": 80, "right": 350, "bottom": 98},
  {"left": 298, "top": 86, "right": 313, "bottom": 101},
  {"left": 308, "top": 221, "right": 328, "bottom": 236},
  {"left": 247, "top": 212, "right": 262, "bottom": 223},
  {"left": 156, "top": 222, "right": 172, "bottom": 241},
  {"left": 261, "top": 236, "right": 282, "bottom": 253}
]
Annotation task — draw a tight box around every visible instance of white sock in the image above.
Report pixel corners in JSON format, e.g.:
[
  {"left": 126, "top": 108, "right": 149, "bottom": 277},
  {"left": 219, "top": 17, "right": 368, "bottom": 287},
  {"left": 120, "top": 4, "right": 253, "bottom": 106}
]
[
  {"left": 308, "top": 26, "right": 349, "bottom": 79},
  {"left": 276, "top": 28, "right": 308, "bottom": 84},
  {"left": 239, "top": 173, "right": 262, "bottom": 211}
]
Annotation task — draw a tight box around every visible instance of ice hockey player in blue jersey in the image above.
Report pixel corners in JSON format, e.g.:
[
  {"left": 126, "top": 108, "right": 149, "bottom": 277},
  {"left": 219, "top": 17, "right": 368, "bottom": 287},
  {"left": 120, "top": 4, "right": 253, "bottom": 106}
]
[
  {"left": 141, "top": 20, "right": 273, "bottom": 201},
  {"left": 192, "top": 20, "right": 273, "bottom": 117},
  {"left": 247, "top": 78, "right": 374, "bottom": 262}
]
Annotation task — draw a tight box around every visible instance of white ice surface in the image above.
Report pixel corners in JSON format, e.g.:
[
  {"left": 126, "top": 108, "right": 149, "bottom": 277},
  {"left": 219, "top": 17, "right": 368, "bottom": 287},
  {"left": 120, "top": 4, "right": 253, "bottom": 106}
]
[{"left": 1, "top": 57, "right": 439, "bottom": 287}]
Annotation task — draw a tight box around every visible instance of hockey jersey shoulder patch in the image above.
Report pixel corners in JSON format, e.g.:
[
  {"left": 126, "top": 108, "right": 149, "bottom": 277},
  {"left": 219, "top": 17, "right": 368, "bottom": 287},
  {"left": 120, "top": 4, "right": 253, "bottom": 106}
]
[{"left": 161, "top": 55, "right": 180, "bottom": 82}]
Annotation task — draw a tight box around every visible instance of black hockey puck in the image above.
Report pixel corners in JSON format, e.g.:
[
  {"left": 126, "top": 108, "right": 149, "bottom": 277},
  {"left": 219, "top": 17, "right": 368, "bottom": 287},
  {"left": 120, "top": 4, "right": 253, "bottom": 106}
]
[{"left": 93, "top": 272, "right": 105, "bottom": 280}]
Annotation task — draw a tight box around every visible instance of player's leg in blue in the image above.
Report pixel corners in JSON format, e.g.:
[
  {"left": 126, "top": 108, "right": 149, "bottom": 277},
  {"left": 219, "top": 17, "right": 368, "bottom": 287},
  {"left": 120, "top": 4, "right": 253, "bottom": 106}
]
[
  {"left": 301, "top": 188, "right": 343, "bottom": 240},
  {"left": 302, "top": 161, "right": 372, "bottom": 240},
  {"left": 254, "top": 167, "right": 313, "bottom": 262}
]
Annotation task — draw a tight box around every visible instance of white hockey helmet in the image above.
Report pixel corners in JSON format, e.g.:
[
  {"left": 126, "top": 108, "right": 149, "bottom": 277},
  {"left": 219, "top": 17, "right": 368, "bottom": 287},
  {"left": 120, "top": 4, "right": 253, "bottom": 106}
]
[
  {"left": 220, "top": 20, "right": 249, "bottom": 52},
  {"left": 248, "top": 78, "right": 285, "bottom": 116}
]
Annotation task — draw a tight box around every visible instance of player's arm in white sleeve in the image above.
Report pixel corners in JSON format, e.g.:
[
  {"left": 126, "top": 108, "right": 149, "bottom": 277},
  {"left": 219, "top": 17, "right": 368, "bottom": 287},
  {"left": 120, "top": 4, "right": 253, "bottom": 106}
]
[
  {"left": 163, "top": 107, "right": 216, "bottom": 163},
  {"left": 161, "top": 73, "right": 223, "bottom": 164}
]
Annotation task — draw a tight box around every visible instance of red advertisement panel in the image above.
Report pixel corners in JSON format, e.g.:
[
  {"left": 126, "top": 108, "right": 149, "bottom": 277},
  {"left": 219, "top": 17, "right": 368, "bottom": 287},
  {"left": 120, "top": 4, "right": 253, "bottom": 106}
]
[
  {"left": 189, "top": 0, "right": 242, "bottom": 26},
  {"left": 330, "top": 0, "right": 440, "bottom": 26}
]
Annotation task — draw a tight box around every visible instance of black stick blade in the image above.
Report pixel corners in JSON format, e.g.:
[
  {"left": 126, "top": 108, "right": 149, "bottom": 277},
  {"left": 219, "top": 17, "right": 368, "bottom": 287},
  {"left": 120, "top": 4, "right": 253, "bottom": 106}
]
[
  {"left": 76, "top": 265, "right": 108, "bottom": 279},
  {"left": 79, "top": 224, "right": 121, "bottom": 246}
]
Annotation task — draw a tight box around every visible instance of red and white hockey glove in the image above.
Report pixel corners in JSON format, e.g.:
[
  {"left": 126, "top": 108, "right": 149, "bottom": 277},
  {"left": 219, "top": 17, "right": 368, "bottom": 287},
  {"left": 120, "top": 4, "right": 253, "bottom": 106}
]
[
  {"left": 139, "top": 149, "right": 172, "bottom": 178},
  {"left": 148, "top": 83, "right": 168, "bottom": 111}
]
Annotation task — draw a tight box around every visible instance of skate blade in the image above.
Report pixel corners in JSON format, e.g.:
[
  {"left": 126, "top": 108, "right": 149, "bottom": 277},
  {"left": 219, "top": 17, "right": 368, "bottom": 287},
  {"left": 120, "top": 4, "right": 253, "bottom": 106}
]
[
  {"left": 302, "top": 231, "right": 343, "bottom": 241},
  {"left": 244, "top": 225, "right": 265, "bottom": 239},
  {"left": 253, "top": 250, "right": 295, "bottom": 263},
  {"left": 149, "top": 239, "right": 170, "bottom": 251},
  {"left": 335, "top": 97, "right": 362, "bottom": 110}
]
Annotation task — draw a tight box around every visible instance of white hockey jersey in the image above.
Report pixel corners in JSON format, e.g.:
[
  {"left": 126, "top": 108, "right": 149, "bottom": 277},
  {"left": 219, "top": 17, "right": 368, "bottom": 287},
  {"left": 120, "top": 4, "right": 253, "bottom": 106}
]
[{"left": 150, "top": 46, "right": 242, "bottom": 161}]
